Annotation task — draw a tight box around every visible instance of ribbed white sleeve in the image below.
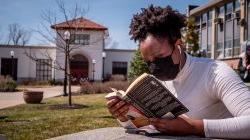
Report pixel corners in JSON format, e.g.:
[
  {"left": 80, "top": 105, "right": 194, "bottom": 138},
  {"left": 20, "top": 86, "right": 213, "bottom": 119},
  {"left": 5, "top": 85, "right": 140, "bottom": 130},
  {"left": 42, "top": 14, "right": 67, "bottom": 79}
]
[
  {"left": 204, "top": 116, "right": 250, "bottom": 139},
  {"left": 204, "top": 62, "right": 250, "bottom": 139}
]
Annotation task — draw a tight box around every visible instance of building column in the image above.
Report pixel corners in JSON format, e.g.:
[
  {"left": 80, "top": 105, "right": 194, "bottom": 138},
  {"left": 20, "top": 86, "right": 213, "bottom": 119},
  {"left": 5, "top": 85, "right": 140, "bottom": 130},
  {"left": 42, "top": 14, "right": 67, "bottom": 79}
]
[
  {"left": 240, "top": 0, "right": 246, "bottom": 45},
  {"left": 211, "top": 8, "right": 217, "bottom": 59}
]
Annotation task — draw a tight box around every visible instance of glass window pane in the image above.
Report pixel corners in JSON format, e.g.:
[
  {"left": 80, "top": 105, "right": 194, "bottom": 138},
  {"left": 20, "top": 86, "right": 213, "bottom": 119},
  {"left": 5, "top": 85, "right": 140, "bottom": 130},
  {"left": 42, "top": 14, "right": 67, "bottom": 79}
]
[
  {"left": 226, "top": 2, "right": 233, "bottom": 14},
  {"left": 202, "top": 13, "right": 207, "bottom": 22},
  {"left": 36, "top": 59, "right": 52, "bottom": 81},
  {"left": 218, "top": 6, "right": 224, "bottom": 18},
  {"left": 208, "top": 11, "right": 212, "bottom": 20},
  {"left": 235, "top": 0, "right": 240, "bottom": 11}
]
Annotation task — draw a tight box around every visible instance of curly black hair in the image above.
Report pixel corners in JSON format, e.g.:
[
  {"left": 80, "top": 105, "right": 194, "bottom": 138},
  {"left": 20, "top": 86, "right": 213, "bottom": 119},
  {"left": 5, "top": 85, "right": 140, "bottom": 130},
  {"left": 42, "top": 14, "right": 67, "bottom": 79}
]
[{"left": 129, "top": 5, "right": 185, "bottom": 45}]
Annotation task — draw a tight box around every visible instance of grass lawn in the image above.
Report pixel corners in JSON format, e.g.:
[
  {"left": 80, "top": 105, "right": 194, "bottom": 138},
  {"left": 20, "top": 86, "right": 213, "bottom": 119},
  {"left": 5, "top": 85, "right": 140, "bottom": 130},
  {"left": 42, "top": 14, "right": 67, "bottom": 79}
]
[{"left": 0, "top": 94, "right": 119, "bottom": 140}]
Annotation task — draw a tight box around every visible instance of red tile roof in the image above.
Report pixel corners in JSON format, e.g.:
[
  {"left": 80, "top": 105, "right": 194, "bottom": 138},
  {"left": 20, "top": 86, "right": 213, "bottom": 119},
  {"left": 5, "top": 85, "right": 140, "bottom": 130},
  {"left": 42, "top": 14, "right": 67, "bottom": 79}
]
[{"left": 51, "top": 17, "right": 108, "bottom": 31}]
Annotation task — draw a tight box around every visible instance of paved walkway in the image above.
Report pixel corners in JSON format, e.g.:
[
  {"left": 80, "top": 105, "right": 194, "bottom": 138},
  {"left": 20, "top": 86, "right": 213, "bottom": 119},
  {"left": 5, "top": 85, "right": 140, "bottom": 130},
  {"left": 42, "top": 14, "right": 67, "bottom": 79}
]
[{"left": 0, "top": 86, "right": 80, "bottom": 109}]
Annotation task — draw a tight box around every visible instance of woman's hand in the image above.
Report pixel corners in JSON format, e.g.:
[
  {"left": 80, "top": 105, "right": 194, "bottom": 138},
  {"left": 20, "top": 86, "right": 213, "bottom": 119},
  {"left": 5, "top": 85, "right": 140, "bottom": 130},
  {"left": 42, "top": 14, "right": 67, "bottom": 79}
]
[
  {"left": 150, "top": 116, "right": 204, "bottom": 136},
  {"left": 106, "top": 98, "right": 130, "bottom": 122}
]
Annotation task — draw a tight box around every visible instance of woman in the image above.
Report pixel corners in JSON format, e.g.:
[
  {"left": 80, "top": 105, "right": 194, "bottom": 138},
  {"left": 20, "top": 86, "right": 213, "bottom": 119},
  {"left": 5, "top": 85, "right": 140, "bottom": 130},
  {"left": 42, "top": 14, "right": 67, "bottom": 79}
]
[{"left": 107, "top": 5, "right": 250, "bottom": 139}]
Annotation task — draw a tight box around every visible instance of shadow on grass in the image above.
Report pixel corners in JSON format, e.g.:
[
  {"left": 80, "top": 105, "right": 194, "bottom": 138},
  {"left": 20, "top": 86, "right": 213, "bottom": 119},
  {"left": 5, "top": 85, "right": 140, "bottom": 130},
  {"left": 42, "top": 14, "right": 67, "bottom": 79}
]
[
  {"left": 48, "top": 104, "right": 89, "bottom": 110},
  {"left": 0, "top": 116, "right": 8, "bottom": 120},
  {"left": 96, "top": 115, "right": 115, "bottom": 119},
  {"left": 3, "top": 119, "right": 31, "bottom": 124}
]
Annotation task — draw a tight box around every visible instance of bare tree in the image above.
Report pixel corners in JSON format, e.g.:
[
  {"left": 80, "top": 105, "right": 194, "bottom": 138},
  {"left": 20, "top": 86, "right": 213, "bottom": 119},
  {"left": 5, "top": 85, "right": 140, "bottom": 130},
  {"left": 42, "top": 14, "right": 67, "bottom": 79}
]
[
  {"left": 26, "top": 0, "right": 107, "bottom": 107},
  {"left": 7, "top": 23, "right": 31, "bottom": 46}
]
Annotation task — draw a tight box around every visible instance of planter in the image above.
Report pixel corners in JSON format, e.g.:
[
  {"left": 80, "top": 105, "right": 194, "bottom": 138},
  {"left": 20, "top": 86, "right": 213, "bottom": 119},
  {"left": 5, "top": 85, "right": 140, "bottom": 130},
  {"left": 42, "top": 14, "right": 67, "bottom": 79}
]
[{"left": 23, "top": 91, "right": 43, "bottom": 104}]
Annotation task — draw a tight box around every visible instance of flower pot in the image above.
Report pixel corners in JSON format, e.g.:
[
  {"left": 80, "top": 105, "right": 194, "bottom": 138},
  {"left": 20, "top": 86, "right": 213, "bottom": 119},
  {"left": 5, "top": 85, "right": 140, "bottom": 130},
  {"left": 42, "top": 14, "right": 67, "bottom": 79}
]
[{"left": 23, "top": 91, "right": 43, "bottom": 104}]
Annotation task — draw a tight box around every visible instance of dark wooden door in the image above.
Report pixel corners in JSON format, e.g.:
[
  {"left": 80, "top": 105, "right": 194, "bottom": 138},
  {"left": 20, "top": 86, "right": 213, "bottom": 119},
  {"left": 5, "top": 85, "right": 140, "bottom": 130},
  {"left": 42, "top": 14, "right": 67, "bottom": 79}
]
[{"left": 1, "top": 58, "right": 18, "bottom": 80}]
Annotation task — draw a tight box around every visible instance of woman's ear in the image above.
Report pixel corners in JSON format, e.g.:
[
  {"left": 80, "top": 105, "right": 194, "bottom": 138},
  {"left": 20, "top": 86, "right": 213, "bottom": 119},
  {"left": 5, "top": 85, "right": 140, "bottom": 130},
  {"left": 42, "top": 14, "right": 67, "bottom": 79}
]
[
  {"left": 174, "top": 39, "right": 183, "bottom": 54},
  {"left": 174, "top": 39, "right": 183, "bottom": 48}
]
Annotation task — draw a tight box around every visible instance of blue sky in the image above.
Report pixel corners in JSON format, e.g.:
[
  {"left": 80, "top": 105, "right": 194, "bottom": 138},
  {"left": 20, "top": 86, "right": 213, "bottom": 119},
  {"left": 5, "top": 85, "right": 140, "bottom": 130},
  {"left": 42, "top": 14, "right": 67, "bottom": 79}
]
[{"left": 0, "top": 0, "right": 208, "bottom": 50}]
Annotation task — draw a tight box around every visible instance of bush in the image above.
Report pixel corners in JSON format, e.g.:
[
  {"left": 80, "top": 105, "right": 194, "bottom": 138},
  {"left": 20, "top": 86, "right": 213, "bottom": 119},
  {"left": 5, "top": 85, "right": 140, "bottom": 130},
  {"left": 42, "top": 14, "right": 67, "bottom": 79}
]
[
  {"left": 20, "top": 80, "right": 63, "bottom": 86},
  {"left": 48, "top": 80, "right": 63, "bottom": 85},
  {"left": 109, "top": 74, "right": 126, "bottom": 81},
  {"left": 0, "top": 76, "right": 17, "bottom": 92},
  {"left": 79, "top": 81, "right": 95, "bottom": 94},
  {"left": 79, "top": 81, "right": 129, "bottom": 94}
]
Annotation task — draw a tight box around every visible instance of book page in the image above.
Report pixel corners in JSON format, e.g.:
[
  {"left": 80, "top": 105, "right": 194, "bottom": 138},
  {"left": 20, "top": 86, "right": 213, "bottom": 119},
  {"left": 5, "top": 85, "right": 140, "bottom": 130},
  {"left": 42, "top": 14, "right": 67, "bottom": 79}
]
[
  {"left": 105, "top": 88, "right": 126, "bottom": 100},
  {"left": 126, "top": 73, "right": 149, "bottom": 93},
  {"left": 125, "top": 74, "right": 188, "bottom": 118}
]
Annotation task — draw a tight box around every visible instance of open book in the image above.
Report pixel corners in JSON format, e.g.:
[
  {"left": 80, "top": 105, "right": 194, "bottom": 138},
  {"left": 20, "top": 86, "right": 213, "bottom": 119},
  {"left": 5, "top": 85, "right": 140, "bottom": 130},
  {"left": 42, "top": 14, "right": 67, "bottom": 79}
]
[{"left": 105, "top": 73, "right": 189, "bottom": 135}]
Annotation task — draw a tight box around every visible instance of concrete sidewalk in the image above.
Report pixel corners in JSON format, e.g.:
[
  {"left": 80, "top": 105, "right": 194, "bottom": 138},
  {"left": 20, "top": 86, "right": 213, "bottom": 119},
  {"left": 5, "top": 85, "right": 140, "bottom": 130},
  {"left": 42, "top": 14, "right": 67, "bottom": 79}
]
[
  {"left": 48, "top": 127, "right": 211, "bottom": 140},
  {"left": 0, "top": 86, "right": 80, "bottom": 109}
]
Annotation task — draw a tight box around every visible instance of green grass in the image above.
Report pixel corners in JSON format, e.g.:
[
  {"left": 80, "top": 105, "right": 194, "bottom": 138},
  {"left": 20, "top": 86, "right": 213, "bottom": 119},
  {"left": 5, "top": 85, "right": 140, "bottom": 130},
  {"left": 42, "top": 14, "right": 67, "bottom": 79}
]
[{"left": 0, "top": 94, "right": 119, "bottom": 140}]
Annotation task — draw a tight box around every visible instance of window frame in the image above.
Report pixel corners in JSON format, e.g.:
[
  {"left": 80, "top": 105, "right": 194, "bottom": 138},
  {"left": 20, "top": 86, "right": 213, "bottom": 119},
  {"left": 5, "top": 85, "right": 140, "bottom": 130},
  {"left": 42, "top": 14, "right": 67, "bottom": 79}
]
[{"left": 36, "top": 59, "right": 52, "bottom": 81}]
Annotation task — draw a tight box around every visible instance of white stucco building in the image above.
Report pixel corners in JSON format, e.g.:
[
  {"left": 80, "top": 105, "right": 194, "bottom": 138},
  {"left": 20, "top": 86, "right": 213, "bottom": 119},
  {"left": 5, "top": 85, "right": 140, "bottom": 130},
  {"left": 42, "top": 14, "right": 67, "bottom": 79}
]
[{"left": 0, "top": 18, "right": 135, "bottom": 82}]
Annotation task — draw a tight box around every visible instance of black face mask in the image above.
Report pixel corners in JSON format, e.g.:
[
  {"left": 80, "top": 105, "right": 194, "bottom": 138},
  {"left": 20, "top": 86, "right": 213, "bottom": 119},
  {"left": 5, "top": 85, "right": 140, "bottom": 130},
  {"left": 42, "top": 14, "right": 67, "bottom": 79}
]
[{"left": 147, "top": 51, "right": 180, "bottom": 81}]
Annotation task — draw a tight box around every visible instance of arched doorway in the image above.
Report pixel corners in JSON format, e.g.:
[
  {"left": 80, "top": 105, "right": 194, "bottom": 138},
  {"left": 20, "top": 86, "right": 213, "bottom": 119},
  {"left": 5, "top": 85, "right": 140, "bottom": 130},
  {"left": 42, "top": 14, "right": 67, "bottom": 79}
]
[{"left": 70, "top": 54, "right": 89, "bottom": 83}]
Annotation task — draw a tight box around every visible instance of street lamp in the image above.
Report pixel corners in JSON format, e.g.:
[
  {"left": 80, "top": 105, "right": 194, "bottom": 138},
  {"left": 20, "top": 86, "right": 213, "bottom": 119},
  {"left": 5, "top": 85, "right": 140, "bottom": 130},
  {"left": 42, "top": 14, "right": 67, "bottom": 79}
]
[
  {"left": 102, "top": 52, "right": 106, "bottom": 82},
  {"left": 10, "top": 50, "right": 15, "bottom": 80},
  {"left": 92, "top": 59, "right": 96, "bottom": 82},
  {"left": 63, "top": 30, "right": 70, "bottom": 96}
]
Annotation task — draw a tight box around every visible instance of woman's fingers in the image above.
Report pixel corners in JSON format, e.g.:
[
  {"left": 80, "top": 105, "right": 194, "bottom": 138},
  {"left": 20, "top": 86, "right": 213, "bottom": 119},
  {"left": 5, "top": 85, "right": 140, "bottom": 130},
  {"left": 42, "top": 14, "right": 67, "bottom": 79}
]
[
  {"left": 107, "top": 98, "right": 120, "bottom": 108},
  {"left": 115, "top": 105, "right": 129, "bottom": 118},
  {"left": 107, "top": 98, "right": 129, "bottom": 121},
  {"left": 112, "top": 101, "right": 126, "bottom": 112},
  {"left": 150, "top": 118, "right": 170, "bottom": 129}
]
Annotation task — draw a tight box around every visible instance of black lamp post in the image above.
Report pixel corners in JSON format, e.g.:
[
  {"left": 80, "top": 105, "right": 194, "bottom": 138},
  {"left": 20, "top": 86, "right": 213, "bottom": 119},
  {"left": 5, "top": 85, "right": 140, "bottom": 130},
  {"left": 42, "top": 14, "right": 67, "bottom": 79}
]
[
  {"left": 63, "top": 30, "right": 70, "bottom": 96},
  {"left": 92, "top": 59, "right": 96, "bottom": 82},
  {"left": 10, "top": 50, "right": 14, "bottom": 80},
  {"left": 102, "top": 52, "right": 106, "bottom": 82}
]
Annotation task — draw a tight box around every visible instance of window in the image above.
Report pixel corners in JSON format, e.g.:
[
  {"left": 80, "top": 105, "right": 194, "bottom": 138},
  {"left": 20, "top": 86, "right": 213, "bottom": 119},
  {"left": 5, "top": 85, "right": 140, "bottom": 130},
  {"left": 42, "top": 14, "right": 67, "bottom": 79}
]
[
  {"left": 233, "top": 0, "right": 241, "bottom": 57},
  {"left": 224, "top": 2, "right": 234, "bottom": 58},
  {"left": 202, "top": 13, "right": 207, "bottom": 23},
  {"left": 195, "top": 16, "right": 201, "bottom": 30},
  {"left": 216, "top": 6, "right": 225, "bottom": 59},
  {"left": 195, "top": 16, "right": 201, "bottom": 47},
  {"left": 235, "top": 0, "right": 240, "bottom": 11},
  {"left": 112, "top": 62, "right": 127, "bottom": 75},
  {"left": 70, "top": 34, "right": 90, "bottom": 45},
  {"left": 225, "top": 3, "right": 233, "bottom": 21},
  {"left": 201, "top": 13, "right": 207, "bottom": 52},
  {"left": 36, "top": 59, "right": 52, "bottom": 81},
  {"left": 208, "top": 11, "right": 212, "bottom": 21},
  {"left": 218, "top": 6, "right": 224, "bottom": 18},
  {"left": 226, "top": 2, "right": 233, "bottom": 14},
  {"left": 201, "top": 13, "right": 207, "bottom": 29},
  {"left": 207, "top": 11, "right": 212, "bottom": 58}
]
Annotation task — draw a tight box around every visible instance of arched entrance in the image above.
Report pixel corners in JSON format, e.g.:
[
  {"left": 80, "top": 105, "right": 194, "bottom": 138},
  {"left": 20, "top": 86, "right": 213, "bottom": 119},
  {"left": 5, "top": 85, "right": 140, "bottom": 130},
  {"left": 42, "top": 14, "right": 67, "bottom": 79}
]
[{"left": 70, "top": 54, "right": 89, "bottom": 83}]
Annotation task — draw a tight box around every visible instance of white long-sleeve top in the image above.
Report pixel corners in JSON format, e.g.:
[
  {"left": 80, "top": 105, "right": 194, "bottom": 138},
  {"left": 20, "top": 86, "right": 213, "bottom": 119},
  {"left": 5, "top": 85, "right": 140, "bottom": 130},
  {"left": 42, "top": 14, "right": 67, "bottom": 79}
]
[{"left": 119, "top": 54, "right": 250, "bottom": 139}]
